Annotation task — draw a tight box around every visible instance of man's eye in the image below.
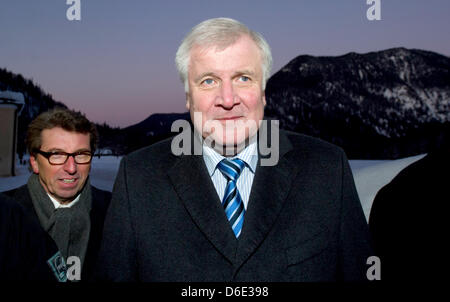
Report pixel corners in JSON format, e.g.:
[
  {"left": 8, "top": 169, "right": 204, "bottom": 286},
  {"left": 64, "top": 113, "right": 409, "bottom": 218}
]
[
  {"left": 202, "top": 78, "right": 215, "bottom": 85},
  {"left": 238, "top": 76, "right": 250, "bottom": 82},
  {"left": 50, "top": 153, "right": 66, "bottom": 159}
]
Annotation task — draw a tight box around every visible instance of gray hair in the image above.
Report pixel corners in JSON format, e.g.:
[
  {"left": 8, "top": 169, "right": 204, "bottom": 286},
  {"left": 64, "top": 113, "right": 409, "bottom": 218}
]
[{"left": 175, "top": 17, "right": 272, "bottom": 92}]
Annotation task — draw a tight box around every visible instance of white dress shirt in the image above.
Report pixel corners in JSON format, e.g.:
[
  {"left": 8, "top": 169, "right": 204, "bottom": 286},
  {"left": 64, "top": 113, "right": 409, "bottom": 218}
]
[
  {"left": 47, "top": 193, "right": 81, "bottom": 209},
  {"left": 202, "top": 141, "right": 258, "bottom": 210}
]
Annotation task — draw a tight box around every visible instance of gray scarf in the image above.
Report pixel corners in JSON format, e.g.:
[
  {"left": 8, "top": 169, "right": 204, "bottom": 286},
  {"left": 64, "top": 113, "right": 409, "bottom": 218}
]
[{"left": 27, "top": 174, "right": 92, "bottom": 270}]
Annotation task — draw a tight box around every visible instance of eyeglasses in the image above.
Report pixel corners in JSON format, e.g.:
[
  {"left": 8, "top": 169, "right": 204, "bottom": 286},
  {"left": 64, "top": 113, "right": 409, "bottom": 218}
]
[{"left": 35, "top": 150, "right": 93, "bottom": 165}]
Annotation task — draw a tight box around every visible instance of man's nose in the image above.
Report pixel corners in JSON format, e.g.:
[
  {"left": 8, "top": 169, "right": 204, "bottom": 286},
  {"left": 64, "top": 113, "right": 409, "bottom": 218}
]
[
  {"left": 217, "top": 80, "right": 238, "bottom": 108},
  {"left": 63, "top": 155, "right": 77, "bottom": 174}
]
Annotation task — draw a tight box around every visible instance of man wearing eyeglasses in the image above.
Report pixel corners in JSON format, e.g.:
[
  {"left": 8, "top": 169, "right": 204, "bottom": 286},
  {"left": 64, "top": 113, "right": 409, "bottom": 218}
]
[{"left": 4, "top": 108, "right": 111, "bottom": 281}]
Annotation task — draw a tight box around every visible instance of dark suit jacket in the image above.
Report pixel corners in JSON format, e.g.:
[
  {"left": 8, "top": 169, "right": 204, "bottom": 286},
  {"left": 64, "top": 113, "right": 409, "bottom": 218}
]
[
  {"left": 4, "top": 183, "right": 111, "bottom": 281},
  {"left": 369, "top": 142, "right": 450, "bottom": 281},
  {"left": 0, "top": 193, "right": 60, "bottom": 281},
  {"left": 97, "top": 130, "right": 372, "bottom": 281}
]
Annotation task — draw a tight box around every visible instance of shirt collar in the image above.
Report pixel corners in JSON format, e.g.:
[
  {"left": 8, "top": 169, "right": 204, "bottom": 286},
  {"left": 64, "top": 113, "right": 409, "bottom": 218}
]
[
  {"left": 202, "top": 140, "right": 258, "bottom": 177},
  {"left": 47, "top": 192, "right": 81, "bottom": 209}
]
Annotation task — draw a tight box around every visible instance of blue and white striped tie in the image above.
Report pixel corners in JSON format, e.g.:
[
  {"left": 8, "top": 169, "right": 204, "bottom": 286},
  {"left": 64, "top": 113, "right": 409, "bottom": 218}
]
[{"left": 217, "top": 158, "right": 246, "bottom": 238}]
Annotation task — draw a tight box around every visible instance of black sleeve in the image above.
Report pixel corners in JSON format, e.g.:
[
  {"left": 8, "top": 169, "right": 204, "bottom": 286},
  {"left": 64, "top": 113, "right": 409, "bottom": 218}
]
[
  {"left": 94, "top": 157, "right": 138, "bottom": 281},
  {"left": 0, "top": 193, "right": 64, "bottom": 281}
]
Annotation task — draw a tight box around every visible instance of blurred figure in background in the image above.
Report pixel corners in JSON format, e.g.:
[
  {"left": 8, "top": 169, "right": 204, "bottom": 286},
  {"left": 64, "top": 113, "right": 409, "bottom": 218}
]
[{"left": 369, "top": 125, "right": 450, "bottom": 280}]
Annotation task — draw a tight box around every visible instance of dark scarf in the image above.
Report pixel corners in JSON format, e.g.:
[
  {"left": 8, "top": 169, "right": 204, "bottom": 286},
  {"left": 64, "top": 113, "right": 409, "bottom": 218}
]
[{"left": 27, "top": 174, "right": 92, "bottom": 270}]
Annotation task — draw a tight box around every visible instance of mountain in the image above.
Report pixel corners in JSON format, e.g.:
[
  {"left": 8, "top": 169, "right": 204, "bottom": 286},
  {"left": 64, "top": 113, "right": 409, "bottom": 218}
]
[
  {"left": 265, "top": 47, "right": 450, "bottom": 159},
  {"left": 121, "top": 112, "right": 190, "bottom": 153},
  {"left": 0, "top": 68, "right": 122, "bottom": 155}
]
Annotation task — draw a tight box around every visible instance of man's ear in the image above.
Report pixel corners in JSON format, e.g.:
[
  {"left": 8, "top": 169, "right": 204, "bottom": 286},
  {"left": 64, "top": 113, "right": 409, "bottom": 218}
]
[
  {"left": 30, "top": 154, "right": 40, "bottom": 174},
  {"left": 262, "top": 93, "right": 266, "bottom": 107},
  {"left": 186, "top": 93, "right": 191, "bottom": 110}
]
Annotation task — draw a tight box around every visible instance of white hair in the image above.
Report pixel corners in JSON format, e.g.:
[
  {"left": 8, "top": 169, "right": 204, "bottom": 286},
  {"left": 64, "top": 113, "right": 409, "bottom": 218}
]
[{"left": 175, "top": 17, "right": 273, "bottom": 92}]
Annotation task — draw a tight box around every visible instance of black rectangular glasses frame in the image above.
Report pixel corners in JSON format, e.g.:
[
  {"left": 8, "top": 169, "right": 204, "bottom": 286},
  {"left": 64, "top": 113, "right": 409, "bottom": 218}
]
[{"left": 34, "top": 149, "right": 93, "bottom": 165}]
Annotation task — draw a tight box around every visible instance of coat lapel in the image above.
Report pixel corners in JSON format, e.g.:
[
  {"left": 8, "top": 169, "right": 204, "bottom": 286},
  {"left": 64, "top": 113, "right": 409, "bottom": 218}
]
[
  {"left": 167, "top": 127, "right": 299, "bottom": 269},
  {"left": 234, "top": 129, "right": 298, "bottom": 270},
  {"left": 168, "top": 154, "right": 238, "bottom": 264}
]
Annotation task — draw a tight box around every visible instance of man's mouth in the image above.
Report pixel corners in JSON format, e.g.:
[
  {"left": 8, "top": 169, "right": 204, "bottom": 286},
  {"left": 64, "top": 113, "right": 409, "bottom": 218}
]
[
  {"left": 60, "top": 178, "right": 77, "bottom": 184},
  {"left": 216, "top": 116, "right": 243, "bottom": 121}
]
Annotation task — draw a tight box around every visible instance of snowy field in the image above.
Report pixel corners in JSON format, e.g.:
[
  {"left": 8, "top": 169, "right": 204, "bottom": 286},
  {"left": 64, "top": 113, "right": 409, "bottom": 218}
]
[
  {"left": 349, "top": 154, "right": 425, "bottom": 220},
  {"left": 0, "top": 154, "right": 425, "bottom": 222}
]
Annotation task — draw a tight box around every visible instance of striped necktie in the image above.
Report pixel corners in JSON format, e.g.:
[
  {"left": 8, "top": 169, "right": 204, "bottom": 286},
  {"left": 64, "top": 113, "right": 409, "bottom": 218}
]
[{"left": 217, "top": 158, "right": 246, "bottom": 238}]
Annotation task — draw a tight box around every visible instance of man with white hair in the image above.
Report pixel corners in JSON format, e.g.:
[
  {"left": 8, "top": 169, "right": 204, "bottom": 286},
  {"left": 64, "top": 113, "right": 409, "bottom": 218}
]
[{"left": 97, "top": 17, "right": 372, "bottom": 282}]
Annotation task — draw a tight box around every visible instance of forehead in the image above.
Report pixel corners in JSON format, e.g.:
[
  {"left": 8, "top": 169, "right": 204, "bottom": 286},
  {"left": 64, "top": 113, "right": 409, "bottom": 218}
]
[
  {"left": 40, "top": 127, "right": 90, "bottom": 150},
  {"left": 189, "top": 35, "right": 262, "bottom": 74}
]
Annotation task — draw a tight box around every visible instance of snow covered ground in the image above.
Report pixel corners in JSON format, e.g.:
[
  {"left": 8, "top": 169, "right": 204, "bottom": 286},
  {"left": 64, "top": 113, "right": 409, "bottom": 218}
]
[
  {"left": 0, "top": 154, "right": 425, "bottom": 222},
  {"left": 349, "top": 153, "right": 425, "bottom": 220}
]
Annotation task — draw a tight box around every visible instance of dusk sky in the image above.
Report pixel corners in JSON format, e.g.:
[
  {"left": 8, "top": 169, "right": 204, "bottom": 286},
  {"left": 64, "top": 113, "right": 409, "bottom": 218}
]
[{"left": 1, "top": 0, "right": 449, "bottom": 128}]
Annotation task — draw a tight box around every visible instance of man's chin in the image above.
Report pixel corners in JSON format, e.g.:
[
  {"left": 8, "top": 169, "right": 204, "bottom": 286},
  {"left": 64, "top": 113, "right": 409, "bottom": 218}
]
[
  {"left": 205, "top": 135, "right": 250, "bottom": 156},
  {"left": 53, "top": 189, "right": 81, "bottom": 204}
]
